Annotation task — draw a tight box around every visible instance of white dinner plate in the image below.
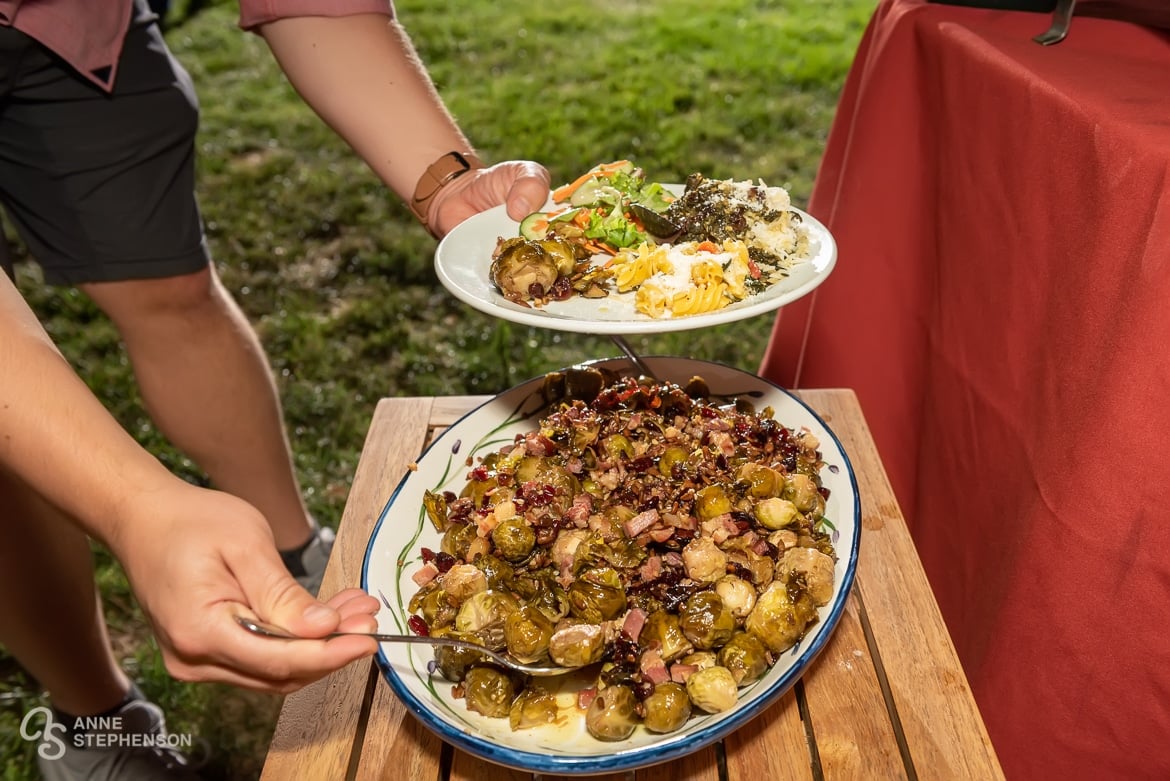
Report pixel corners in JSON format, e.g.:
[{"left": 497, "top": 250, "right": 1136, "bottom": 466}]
[
  {"left": 362, "top": 356, "right": 860, "bottom": 775},
  {"left": 434, "top": 187, "right": 837, "bottom": 334}
]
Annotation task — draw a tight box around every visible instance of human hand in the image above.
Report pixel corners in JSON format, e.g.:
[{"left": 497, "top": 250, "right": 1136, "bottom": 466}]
[
  {"left": 110, "top": 484, "right": 379, "bottom": 693},
  {"left": 429, "top": 159, "right": 551, "bottom": 238}
]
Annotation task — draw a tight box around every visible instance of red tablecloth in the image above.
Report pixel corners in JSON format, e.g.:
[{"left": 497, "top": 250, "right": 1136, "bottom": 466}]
[{"left": 760, "top": 2, "right": 1170, "bottom": 778}]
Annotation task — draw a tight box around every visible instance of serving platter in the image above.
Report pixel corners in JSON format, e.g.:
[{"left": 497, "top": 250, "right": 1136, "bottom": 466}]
[
  {"left": 362, "top": 356, "right": 860, "bottom": 775},
  {"left": 434, "top": 188, "right": 837, "bottom": 335}
]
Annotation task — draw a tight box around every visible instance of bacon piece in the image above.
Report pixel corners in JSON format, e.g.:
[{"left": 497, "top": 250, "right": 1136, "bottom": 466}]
[
  {"left": 577, "top": 687, "right": 597, "bottom": 710},
  {"left": 622, "top": 608, "right": 648, "bottom": 642},
  {"left": 666, "top": 513, "right": 698, "bottom": 531},
  {"left": 670, "top": 664, "right": 699, "bottom": 683},
  {"left": 519, "top": 433, "right": 557, "bottom": 457},
  {"left": 411, "top": 562, "right": 439, "bottom": 587},
  {"left": 708, "top": 430, "right": 736, "bottom": 457},
  {"left": 640, "top": 648, "right": 670, "bottom": 685},
  {"left": 564, "top": 492, "right": 593, "bottom": 528},
  {"left": 639, "top": 554, "right": 663, "bottom": 583},
  {"left": 623, "top": 509, "right": 660, "bottom": 538},
  {"left": 649, "top": 527, "right": 675, "bottom": 543}
]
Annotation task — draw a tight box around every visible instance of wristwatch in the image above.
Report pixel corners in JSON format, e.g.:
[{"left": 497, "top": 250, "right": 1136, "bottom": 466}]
[{"left": 410, "top": 151, "right": 485, "bottom": 235}]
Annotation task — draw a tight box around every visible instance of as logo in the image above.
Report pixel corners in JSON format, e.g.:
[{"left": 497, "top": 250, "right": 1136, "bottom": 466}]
[{"left": 20, "top": 706, "right": 67, "bottom": 760}]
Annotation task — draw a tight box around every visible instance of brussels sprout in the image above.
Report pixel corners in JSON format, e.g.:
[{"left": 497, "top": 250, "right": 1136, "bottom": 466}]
[
  {"left": 487, "top": 486, "right": 518, "bottom": 508},
  {"left": 440, "top": 522, "right": 477, "bottom": 559},
  {"left": 462, "top": 666, "right": 515, "bottom": 719},
  {"left": 538, "top": 237, "right": 579, "bottom": 276},
  {"left": 714, "top": 575, "right": 757, "bottom": 619},
  {"left": 685, "top": 666, "right": 739, "bottom": 713},
  {"left": 603, "top": 536, "right": 649, "bottom": 569},
  {"left": 599, "top": 505, "right": 637, "bottom": 538},
  {"left": 509, "top": 686, "right": 559, "bottom": 731},
  {"left": 737, "top": 463, "right": 783, "bottom": 498},
  {"left": 408, "top": 579, "right": 439, "bottom": 614},
  {"left": 779, "top": 547, "right": 836, "bottom": 606},
  {"left": 678, "top": 591, "right": 736, "bottom": 650},
  {"left": 767, "top": 529, "right": 799, "bottom": 552},
  {"left": 504, "top": 604, "right": 554, "bottom": 663},
  {"left": 515, "top": 461, "right": 579, "bottom": 515},
  {"left": 431, "top": 628, "right": 487, "bottom": 682},
  {"left": 718, "top": 631, "right": 769, "bottom": 686},
  {"left": 551, "top": 528, "right": 592, "bottom": 573},
  {"left": 455, "top": 590, "right": 520, "bottom": 651},
  {"left": 724, "top": 540, "right": 774, "bottom": 587},
  {"left": 567, "top": 567, "right": 627, "bottom": 623},
  {"left": 683, "top": 376, "right": 711, "bottom": 399},
  {"left": 473, "top": 554, "right": 515, "bottom": 590},
  {"left": 441, "top": 564, "right": 488, "bottom": 607},
  {"left": 638, "top": 611, "right": 694, "bottom": 662},
  {"left": 682, "top": 537, "right": 728, "bottom": 584},
  {"left": 570, "top": 533, "right": 612, "bottom": 574},
  {"left": 745, "top": 580, "right": 818, "bottom": 654},
  {"left": 581, "top": 478, "right": 604, "bottom": 498},
  {"left": 657, "top": 445, "right": 690, "bottom": 478},
  {"left": 492, "top": 518, "right": 537, "bottom": 563},
  {"left": 783, "top": 473, "right": 823, "bottom": 514},
  {"left": 549, "top": 623, "right": 606, "bottom": 667},
  {"left": 417, "top": 587, "right": 456, "bottom": 630},
  {"left": 603, "top": 433, "right": 635, "bottom": 461},
  {"left": 510, "top": 569, "right": 570, "bottom": 622},
  {"left": 422, "top": 489, "right": 450, "bottom": 532},
  {"left": 754, "top": 497, "right": 800, "bottom": 530},
  {"left": 459, "top": 475, "right": 496, "bottom": 510},
  {"left": 679, "top": 651, "right": 719, "bottom": 670},
  {"left": 491, "top": 238, "right": 560, "bottom": 301},
  {"left": 513, "top": 455, "right": 548, "bottom": 483},
  {"left": 642, "top": 681, "right": 692, "bottom": 734},
  {"left": 585, "top": 685, "right": 639, "bottom": 741},
  {"left": 694, "top": 485, "right": 732, "bottom": 521}
]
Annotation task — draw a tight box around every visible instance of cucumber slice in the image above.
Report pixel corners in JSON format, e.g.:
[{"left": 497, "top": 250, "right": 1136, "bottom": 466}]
[{"left": 519, "top": 212, "right": 549, "bottom": 240}]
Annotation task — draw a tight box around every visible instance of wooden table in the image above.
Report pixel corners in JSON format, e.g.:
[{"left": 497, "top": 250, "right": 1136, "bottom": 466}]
[{"left": 260, "top": 389, "right": 1002, "bottom": 780}]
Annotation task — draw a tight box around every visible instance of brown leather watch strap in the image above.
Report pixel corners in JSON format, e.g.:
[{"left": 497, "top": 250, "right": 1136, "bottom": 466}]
[{"left": 409, "top": 151, "right": 485, "bottom": 235}]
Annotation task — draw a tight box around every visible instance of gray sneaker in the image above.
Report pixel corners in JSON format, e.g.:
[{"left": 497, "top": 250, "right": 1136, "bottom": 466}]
[
  {"left": 282, "top": 525, "right": 335, "bottom": 596},
  {"left": 37, "top": 694, "right": 203, "bottom": 780}
]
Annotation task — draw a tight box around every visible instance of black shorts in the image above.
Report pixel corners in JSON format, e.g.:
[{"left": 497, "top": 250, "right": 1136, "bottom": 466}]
[{"left": 0, "top": 0, "right": 209, "bottom": 285}]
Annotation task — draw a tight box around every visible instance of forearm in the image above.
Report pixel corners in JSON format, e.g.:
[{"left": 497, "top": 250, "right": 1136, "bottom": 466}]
[
  {"left": 0, "top": 278, "right": 174, "bottom": 546},
  {"left": 257, "top": 13, "right": 474, "bottom": 201}
]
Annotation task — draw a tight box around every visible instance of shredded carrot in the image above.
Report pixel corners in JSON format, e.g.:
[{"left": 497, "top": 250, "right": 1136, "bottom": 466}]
[
  {"left": 696, "top": 241, "right": 721, "bottom": 253},
  {"left": 551, "top": 160, "right": 632, "bottom": 202},
  {"left": 583, "top": 240, "right": 614, "bottom": 256}
]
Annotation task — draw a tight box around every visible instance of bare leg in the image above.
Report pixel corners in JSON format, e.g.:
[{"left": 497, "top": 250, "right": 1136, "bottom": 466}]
[
  {"left": 79, "top": 266, "right": 313, "bottom": 550},
  {"left": 0, "top": 470, "right": 129, "bottom": 715}
]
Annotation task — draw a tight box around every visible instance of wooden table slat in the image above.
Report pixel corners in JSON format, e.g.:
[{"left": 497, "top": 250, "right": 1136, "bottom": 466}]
[
  {"left": 262, "top": 397, "right": 435, "bottom": 780},
  {"left": 801, "top": 391, "right": 1003, "bottom": 780},
  {"left": 722, "top": 690, "right": 812, "bottom": 781},
  {"left": 791, "top": 593, "right": 904, "bottom": 778}
]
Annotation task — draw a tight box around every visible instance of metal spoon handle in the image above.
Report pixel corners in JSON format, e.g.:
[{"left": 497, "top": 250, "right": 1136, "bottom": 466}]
[
  {"left": 610, "top": 335, "right": 658, "bottom": 380},
  {"left": 235, "top": 615, "right": 573, "bottom": 677}
]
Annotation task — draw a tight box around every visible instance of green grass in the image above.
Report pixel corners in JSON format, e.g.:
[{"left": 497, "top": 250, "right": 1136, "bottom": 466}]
[{"left": 0, "top": 1, "right": 874, "bottom": 777}]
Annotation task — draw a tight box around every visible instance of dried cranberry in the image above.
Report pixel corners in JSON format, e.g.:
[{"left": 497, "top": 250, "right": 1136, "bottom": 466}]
[
  {"left": 407, "top": 615, "right": 429, "bottom": 637},
  {"left": 434, "top": 551, "right": 457, "bottom": 573},
  {"left": 420, "top": 547, "right": 437, "bottom": 565},
  {"left": 630, "top": 456, "right": 655, "bottom": 472}
]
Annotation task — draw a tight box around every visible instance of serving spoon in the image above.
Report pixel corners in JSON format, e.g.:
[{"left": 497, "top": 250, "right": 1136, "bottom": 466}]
[{"left": 235, "top": 615, "right": 581, "bottom": 677}]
